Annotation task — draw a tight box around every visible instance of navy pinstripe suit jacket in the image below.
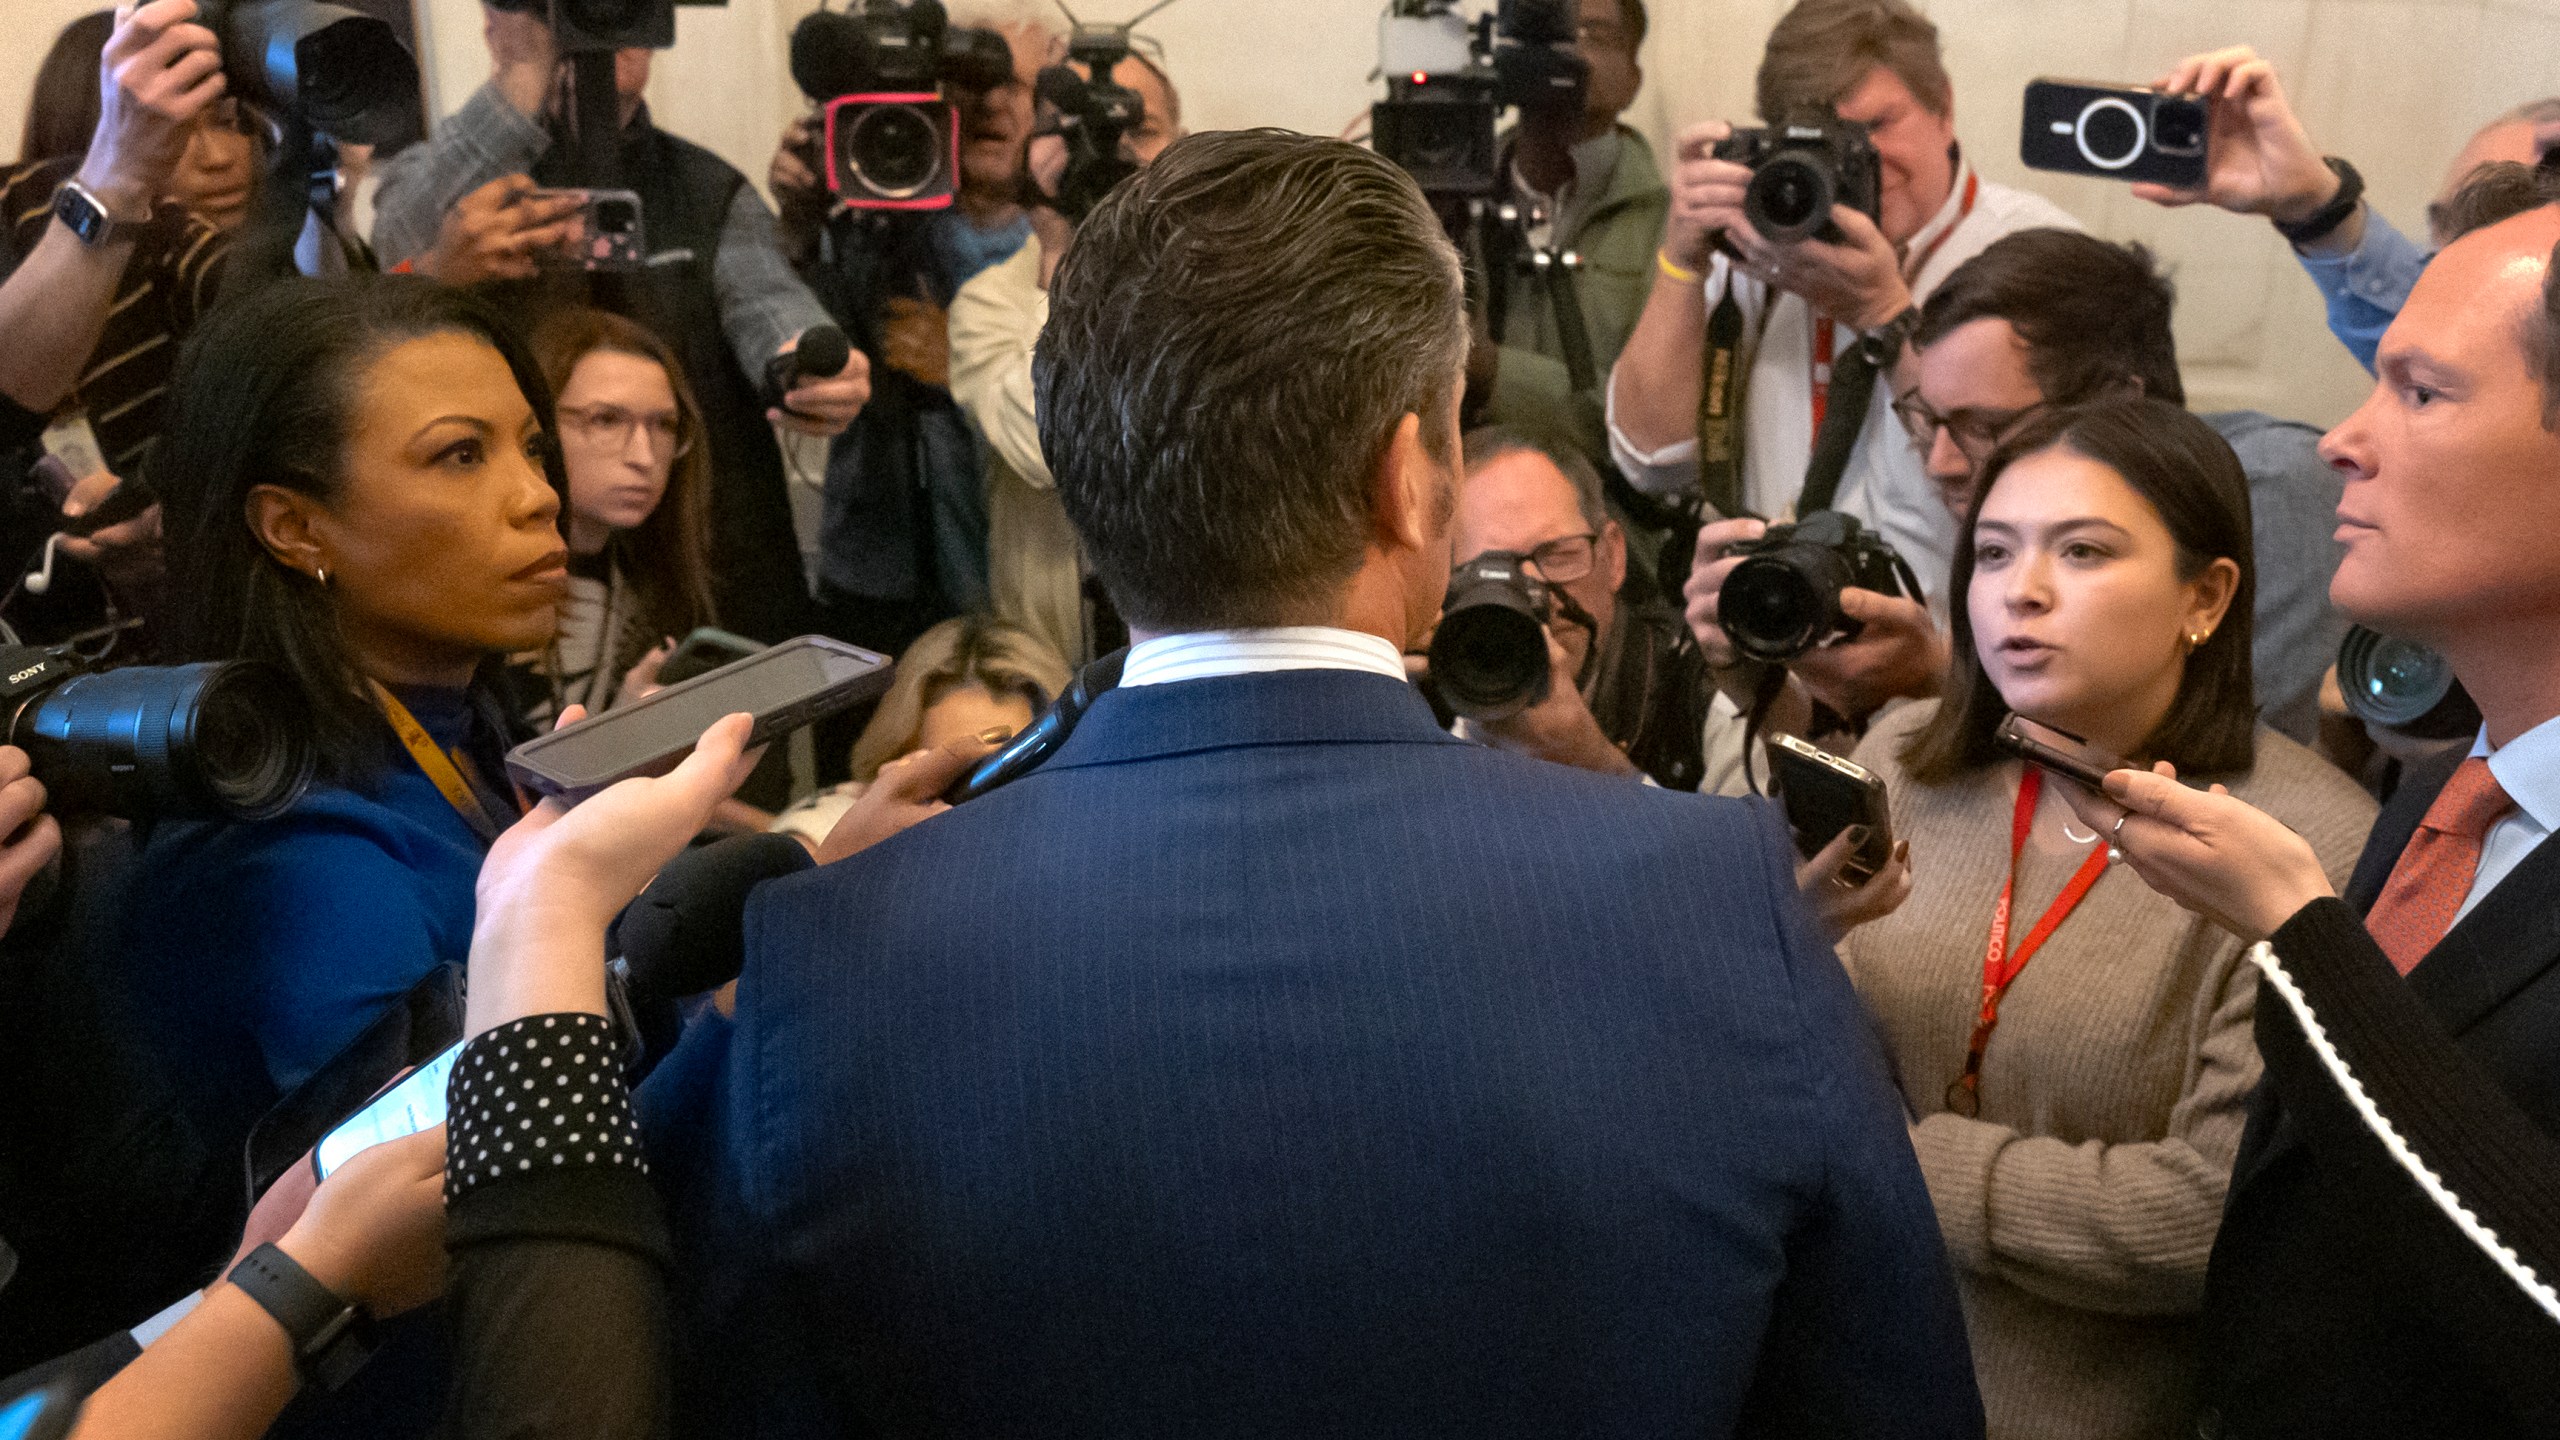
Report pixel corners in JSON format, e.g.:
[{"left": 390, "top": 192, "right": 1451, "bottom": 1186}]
[{"left": 642, "top": 668, "right": 1981, "bottom": 1438}]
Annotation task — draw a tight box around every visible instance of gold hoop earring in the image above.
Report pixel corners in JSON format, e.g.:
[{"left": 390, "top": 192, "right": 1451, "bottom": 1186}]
[
  {"left": 314, "top": 567, "right": 330, "bottom": 588},
  {"left": 2187, "top": 630, "right": 2209, "bottom": 650}
]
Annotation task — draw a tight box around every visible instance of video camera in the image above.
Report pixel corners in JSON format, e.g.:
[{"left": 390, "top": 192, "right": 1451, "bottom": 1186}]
[
  {"left": 485, "top": 0, "right": 730, "bottom": 54},
  {"left": 1713, "top": 112, "right": 1882, "bottom": 245},
  {"left": 1034, "top": 21, "right": 1150, "bottom": 223},
  {"left": 790, "top": 0, "right": 1015, "bottom": 210},
  {"left": 1716, "top": 511, "right": 1919, "bottom": 663},
  {"left": 197, "top": 0, "right": 420, "bottom": 147},
  {"left": 0, "top": 641, "right": 315, "bottom": 823},
  {"left": 1372, "top": 0, "right": 1587, "bottom": 198}
]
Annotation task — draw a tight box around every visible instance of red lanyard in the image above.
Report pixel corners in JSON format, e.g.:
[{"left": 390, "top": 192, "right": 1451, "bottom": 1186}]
[
  {"left": 1944, "top": 765, "right": 2110, "bottom": 1117},
  {"left": 1809, "top": 170, "right": 1979, "bottom": 443}
]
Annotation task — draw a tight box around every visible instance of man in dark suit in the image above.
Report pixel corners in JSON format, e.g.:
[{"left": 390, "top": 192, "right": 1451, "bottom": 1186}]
[
  {"left": 2069, "top": 162, "right": 2560, "bottom": 1438},
  {"left": 640, "top": 129, "right": 1980, "bottom": 1439}
]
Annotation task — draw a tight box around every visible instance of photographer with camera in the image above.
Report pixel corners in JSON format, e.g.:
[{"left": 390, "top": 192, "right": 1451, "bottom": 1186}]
[
  {"left": 949, "top": 40, "right": 1181, "bottom": 668},
  {"left": 2137, "top": 45, "right": 2557, "bottom": 373},
  {"left": 369, "top": 3, "right": 870, "bottom": 644},
  {"left": 1433, "top": 426, "right": 1708, "bottom": 788},
  {"left": 1607, "top": 0, "right": 2078, "bottom": 595}
]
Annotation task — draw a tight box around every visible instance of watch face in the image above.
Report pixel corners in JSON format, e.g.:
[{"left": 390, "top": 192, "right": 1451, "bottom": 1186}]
[{"left": 54, "top": 186, "right": 110, "bottom": 246}]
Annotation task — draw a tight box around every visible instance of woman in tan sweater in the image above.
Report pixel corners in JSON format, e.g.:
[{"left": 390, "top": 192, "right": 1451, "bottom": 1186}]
[{"left": 1831, "top": 399, "right": 2376, "bottom": 1440}]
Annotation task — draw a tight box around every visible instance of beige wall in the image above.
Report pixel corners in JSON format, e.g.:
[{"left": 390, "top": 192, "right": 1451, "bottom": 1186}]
[{"left": 9, "top": 0, "right": 2560, "bottom": 428}]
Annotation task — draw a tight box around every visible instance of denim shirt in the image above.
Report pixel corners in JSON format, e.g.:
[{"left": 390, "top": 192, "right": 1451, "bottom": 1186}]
[{"left": 2294, "top": 207, "right": 2429, "bottom": 373}]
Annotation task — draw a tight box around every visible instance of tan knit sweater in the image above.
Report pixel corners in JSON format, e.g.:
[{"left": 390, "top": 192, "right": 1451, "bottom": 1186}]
[{"left": 1839, "top": 702, "right": 2377, "bottom": 1440}]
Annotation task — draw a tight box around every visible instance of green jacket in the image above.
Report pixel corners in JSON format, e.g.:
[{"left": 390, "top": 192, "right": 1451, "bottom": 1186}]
[{"left": 1481, "top": 126, "right": 1671, "bottom": 467}]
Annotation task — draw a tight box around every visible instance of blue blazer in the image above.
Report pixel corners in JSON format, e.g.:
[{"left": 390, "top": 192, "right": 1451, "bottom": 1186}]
[{"left": 642, "top": 668, "right": 1980, "bottom": 1439}]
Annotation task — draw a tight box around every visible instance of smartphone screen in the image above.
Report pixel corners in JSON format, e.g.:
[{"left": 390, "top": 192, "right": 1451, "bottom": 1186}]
[{"left": 314, "top": 1043, "right": 459, "bottom": 1180}]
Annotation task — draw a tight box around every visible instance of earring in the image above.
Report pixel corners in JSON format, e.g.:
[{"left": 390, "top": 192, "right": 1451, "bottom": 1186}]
[
  {"left": 314, "top": 567, "right": 331, "bottom": 588},
  {"left": 2189, "top": 630, "right": 2210, "bottom": 650}
]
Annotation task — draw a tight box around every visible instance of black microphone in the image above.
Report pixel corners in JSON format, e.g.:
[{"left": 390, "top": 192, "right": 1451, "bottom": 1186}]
[
  {"left": 609, "top": 833, "right": 815, "bottom": 1006},
  {"left": 763, "top": 323, "right": 853, "bottom": 413},
  {"left": 789, "top": 10, "right": 870, "bottom": 103}
]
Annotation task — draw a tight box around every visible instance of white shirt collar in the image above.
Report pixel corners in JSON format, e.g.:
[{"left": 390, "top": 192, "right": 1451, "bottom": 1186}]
[
  {"left": 1898, "top": 150, "right": 1975, "bottom": 282},
  {"left": 1119, "top": 627, "right": 1410, "bottom": 689},
  {"left": 2471, "top": 715, "right": 2560, "bottom": 834}
]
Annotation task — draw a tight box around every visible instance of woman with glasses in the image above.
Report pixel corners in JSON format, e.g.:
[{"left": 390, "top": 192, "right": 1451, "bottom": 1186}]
[{"left": 519, "top": 307, "right": 717, "bottom": 721}]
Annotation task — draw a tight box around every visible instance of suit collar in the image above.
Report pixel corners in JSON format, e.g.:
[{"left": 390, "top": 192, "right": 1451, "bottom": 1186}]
[
  {"left": 2351, "top": 747, "right": 2560, "bottom": 1035},
  {"left": 1042, "top": 669, "right": 1465, "bottom": 772}
]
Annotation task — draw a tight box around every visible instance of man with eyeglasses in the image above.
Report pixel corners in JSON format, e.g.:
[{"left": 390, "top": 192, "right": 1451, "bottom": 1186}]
[{"left": 1441, "top": 427, "right": 1709, "bottom": 788}]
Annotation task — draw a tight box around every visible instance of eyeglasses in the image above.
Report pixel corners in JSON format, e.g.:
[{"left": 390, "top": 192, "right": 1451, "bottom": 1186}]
[
  {"left": 1890, "top": 393, "right": 2055, "bottom": 465},
  {"left": 558, "top": 404, "right": 692, "bottom": 460},
  {"left": 1519, "top": 533, "right": 1601, "bottom": 585}
]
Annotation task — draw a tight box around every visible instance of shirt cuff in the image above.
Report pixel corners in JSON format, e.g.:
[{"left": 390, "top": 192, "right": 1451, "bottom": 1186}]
[{"left": 446, "top": 1013, "right": 645, "bottom": 1209}]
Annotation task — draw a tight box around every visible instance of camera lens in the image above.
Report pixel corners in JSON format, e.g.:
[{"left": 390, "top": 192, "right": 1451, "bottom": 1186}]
[
  {"left": 1746, "top": 155, "right": 1834, "bottom": 243},
  {"left": 2073, "top": 97, "right": 2147, "bottom": 170},
  {"left": 1720, "top": 546, "right": 1854, "bottom": 662},
  {"left": 845, "top": 102, "right": 947, "bottom": 198},
  {"left": 594, "top": 199, "right": 638, "bottom": 234},
  {"left": 2150, "top": 101, "right": 2207, "bottom": 155},
  {"left": 2336, "top": 626, "right": 2478, "bottom": 738},
  {"left": 1431, "top": 561, "right": 1552, "bottom": 721},
  {"left": 15, "top": 662, "right": 317, "bottom": 822}
]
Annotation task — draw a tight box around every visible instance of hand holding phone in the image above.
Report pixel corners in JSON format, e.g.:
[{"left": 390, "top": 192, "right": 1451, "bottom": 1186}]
[
  {"left": 2021, "top": 79, "right": 2210, "bottom": 188},
  {"left": 1765, "top": 733, "right": 1894, "bottom": 883},
  {"left": 1992, "top": 714, "right": 2132, "bottom": 791}
]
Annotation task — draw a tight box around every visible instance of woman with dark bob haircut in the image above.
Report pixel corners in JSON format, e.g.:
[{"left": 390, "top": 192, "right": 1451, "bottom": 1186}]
[
  {"left": 1822, "top": 398, "right": 2377, "bottom": 1440},
  {"left": 118, "top": 274, "right": 571, "bottom": 1180}
]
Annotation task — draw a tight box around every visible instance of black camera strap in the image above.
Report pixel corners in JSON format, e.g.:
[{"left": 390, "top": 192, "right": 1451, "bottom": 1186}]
[
  {"left": 1796, "top": 337, "right": 1876, "bottom": 517},
  {"left": 1696, "top": 288, "right": 1749, "bottom": 520}
]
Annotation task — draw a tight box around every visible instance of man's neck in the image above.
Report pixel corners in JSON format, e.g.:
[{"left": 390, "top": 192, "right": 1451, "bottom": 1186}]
[
  {"left": 1513, "top": 116, "right": 1615, "bottom": 200},
  {"left": 956, "top": 186, "right": 1024, "bottom": 231},
  {"left": 2445, "top": 619, "right": 2560, "bottom": 748}
]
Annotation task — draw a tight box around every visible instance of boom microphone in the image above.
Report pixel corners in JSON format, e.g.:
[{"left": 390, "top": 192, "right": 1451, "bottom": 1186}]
[
  {"left": 763, "top": 323, "right": 854, "bottom": 411},
  {"left": 609, "top": 833, "right": 815, "bottom": 1005}
]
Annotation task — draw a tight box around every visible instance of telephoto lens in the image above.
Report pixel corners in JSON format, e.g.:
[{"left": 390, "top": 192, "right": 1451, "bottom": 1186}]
[
  {"left": 1716, "top": 511, "right": 1912, "bottom": 663},
  {"left": 0, "top": 653, "right": 318, "bottom": 822},
  {"left": 2336, "top": 626, "right": 2480, "bottom": 739},
  {"left": 1430, "top": 553, "right": 1553, "bottom": 722},
  {"left": 200, "top": 0, "right": 421, "bottom": 146}
]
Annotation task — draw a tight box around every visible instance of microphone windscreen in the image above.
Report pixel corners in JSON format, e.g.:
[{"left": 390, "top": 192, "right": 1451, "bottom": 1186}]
[
  {"left": 796, "top": 323, "right": 852, "bottom": 381},
  {"left": 610, "top": 833, "right": 815, "bottom": 1005},
  {"left": 790, "top": 11, "right": 869, "bottom": 102}
]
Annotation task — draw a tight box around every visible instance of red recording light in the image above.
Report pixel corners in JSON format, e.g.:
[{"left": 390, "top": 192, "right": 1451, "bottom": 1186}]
[{"left": 1411, "top": 71, "right": 1429, "bottom": 85}]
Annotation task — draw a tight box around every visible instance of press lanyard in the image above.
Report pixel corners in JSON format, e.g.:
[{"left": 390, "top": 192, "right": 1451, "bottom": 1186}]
[
  {"left": 1944, "top": 765, "right": 2110, "bottom": 1118},
  {"left": 369, "top": 679, "right": 510, "bottom": 844},
  {"left": 1808, "top": 170, "right": 1979, "bottom": 443}
]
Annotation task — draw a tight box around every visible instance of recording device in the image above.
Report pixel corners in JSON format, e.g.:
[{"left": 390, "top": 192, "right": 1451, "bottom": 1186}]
[
  {"left": 2021, "top": 79, "right": 2209, "bottom": 188},
  {"left": 1716, "top": 511, "right": 1920, "bottom": 663},
  {"left": 482, "top": 0, "right": 731, "bottom": 54},
  {"left": 198, "top": 0, "right": 421, "bottom": 145},
  {"left": 1765, "top": 732, "right": 1893, "bottom": 883},
  {"left": 0, "top": 1379, "right": 79, "bottom": 1440},
  {"left": 1372, "top": 0, "right": 1589, "bottom": 197},
  {"left": 247, "top": 965, "right": 463, "bottom": 1202},
  {"left": 792, "top": 0, "right": 1015, "bottom": 209},
  {"left": 762, "top": 324, "right": 854, "bottom": 411},
  {"left": 2336, "top": 625, "right": 2480, "bottom": 739},
  {"left": 0, "top": 643, "right": 315, "bottom": 822},
  {"left": 507, "top": 635, "right": 891, "bottom": 801},
  {"left": 528, "top": 187, "right": 645, "bottom": 270},
  {"left": 944, "top": 646, "right": 1127, "bottom": 804},
  {"left": 1992, "top": 713, "right": 2127, "bottom": 792},
  {"left": 1713, "top": 112, "right": 1883, "bottom": 245},
  {"left": 608, "top": 832, "right": 813, "bottom": 1004},
  {"left": 658, "top": 627, "right": 767, "bottom": 687},
  {"left": 57, "top": 476, "right": 158, "bottom": 541},
  {"left": 1429, "top": 551, "right": 1555, "bottom": 722},
  {"left": 1035, "top": 21, "right": 1149, "bottom": 222},
  {"left": 313, "top": 1043, "right": 458, "bottom": 1180}
]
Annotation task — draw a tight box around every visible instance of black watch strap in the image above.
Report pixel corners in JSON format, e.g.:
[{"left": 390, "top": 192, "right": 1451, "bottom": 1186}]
[
  {"left": 1858, "top": 305, "right": 1923, "bottom": 367},
  {"left": 2274, "top": 157, "right": 2365, "bottom": 247},
  {"left": 227, "top": 1243, "right": 378, "bottom": 1391}
]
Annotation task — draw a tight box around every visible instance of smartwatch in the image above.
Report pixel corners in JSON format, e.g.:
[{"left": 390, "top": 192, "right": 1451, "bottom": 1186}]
[
  {"left": 226, "top": 1243, "right": 379, "bottom": 1391},
  {"left": 2273, "top": 157, "right": 2366, "bottom": 248},
  {"left": 50, "top": 181, "right": 144, "bottom": 250}
]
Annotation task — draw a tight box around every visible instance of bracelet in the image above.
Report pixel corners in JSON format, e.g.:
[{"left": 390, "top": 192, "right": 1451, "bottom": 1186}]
[
  {"left": 2273, "top": 157, "right": 2366, "bottom": 248},
  {"left": 1657, "top": 248, "right": 1703, "bottom": 285}
]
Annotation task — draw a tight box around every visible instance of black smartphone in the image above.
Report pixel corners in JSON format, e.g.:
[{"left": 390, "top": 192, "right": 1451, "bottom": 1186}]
[
  {"left": 243, "top": 964, "right": 464, "bottom": 1204},
  {"left": 657, "top": 626, "right": 766, "bottom": 687},
  {"left": 58, "top": 475, "right": 157, "bottom": 538},
  {"left": 313, "top": 1041, "right": 460, "bottom": 1181},
  {"left": 1765, "top": 732, "right": 1893, "bottom": 883},
  {"left": 2021, "top": 79, "right": 2209, "bottom": 188},
  {"left": 1992, "top": 714, "right": 2129, "bottom": 791},
  {"left": 507, "top": 634, "right": 891, "bottom": 802}
]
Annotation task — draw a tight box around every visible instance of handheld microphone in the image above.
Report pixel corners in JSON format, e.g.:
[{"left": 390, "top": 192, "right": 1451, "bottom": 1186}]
[
  {"left": 763, "top": 323, "right": 853, "bottom": 413},
  {"left": 608, "top": 833, "right": 815, "bottom": 1005}
]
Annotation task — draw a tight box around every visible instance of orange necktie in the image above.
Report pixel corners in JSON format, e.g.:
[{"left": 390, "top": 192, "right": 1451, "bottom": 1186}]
[{"left": 2366, "top": 757, "right": 2516, "bottom": 975}]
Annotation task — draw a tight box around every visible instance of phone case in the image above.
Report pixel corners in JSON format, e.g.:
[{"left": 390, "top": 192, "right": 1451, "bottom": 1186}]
[
  {"left": 2021, "top": 79, "right": 2209, "bottom": 188},
  {"left": 1991, "top": 715, "right": 2126, "bottom": 791},
  {"left": 1766, "top": 734, "right": 1894, "bottom": 881}
]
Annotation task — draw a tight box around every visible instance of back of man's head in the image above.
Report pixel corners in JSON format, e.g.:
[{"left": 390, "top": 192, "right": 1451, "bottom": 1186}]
[
  {"left": 1756, "top": 0, "right": 1950, "bottom": 123},
  {"left": 1036, "top": 129, "right": 1468, "bottom": 632},
  {"left": 1917, "top": 228, "right": 2185, "bottom": 408}
]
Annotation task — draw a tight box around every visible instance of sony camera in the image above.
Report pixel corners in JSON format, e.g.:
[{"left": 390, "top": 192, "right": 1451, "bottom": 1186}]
[
  {"left": 1713, "top": 112, "right": 1882, "bottom": 245},
  {"left": 484, "top": 0, "right": 729, "bottom": 54},
  {"left": 1717, "top": 511, "right": 1917, "bottom": 663},
  {"left": 197, "top": 0, "right": 420, "bottom": 146},
  {"left": 1372, "top": 0, "right": 1588, "bottom": 197},
  {"left": 790, "top": 0, "right": 1014, "bottom": 210},
  {"left": 1429, "top": 551, "right": 1554, "bottom": 722},
  {"left": 0, "top": 646, "right": 316, "bottom": 822}
]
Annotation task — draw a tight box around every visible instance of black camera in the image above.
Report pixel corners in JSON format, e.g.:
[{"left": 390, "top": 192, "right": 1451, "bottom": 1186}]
[
  {"left": 1373, "top": 0, "right": 1588, "bottom": 197},
  {"left": 792, "top": 0, "right": 1014, "bottom": 210},
  {"left": 1033, "top": 23, "right": 1149, "bottom": 223},
  {"left": 197, "top": 0, "right": 420, "bottom": 146},
  {"left": 1713, "top": 112, "right": 1882, "bottom": 245},
  {"left": 485, "top": 0, "right": 729, "bottom": 54},
  {"left": 1717, "top": 511, "right": 1917, "bottom": 663},
  {"left": 2336, "top": 626, "right": 2480, "bottom": 739},
  {"left": 1430, "top": 551, "right": 1553, "bottom": 722},
  {"left": 0, "top": 647, "right": 316, "bottom": 822}
]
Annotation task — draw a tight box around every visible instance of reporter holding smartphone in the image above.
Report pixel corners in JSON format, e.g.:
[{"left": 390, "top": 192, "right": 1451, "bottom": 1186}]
[{"left": 1825, "top": 399, "right": 2371, "bottom": 1440}]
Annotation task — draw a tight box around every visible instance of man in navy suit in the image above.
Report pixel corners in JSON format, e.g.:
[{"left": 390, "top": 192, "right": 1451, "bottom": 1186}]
[{"left": 641, "top": 128, "right": 1980, "bottom": 1439}]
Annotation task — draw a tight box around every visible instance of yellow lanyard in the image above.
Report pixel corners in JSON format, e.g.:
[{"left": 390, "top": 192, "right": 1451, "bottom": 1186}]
[{"left": 368, "top": 680, "right": 510, "bottom": 843}]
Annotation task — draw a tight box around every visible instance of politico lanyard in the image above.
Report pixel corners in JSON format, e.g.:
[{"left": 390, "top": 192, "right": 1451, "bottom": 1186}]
[
  {"left": 369, "top": 680, "right": 512, "bottom": 844},
  {"left": 1809, "top": 170, "right": 1980, "bottom": 439},
  {"left": 1944, "top": 765, "right": 2110, "bottom": 1118}
]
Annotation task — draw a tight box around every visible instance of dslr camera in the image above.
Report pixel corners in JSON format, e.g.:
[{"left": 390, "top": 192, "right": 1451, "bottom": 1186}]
[
  {"left": 1428, "top": 552, "right": 1556, "bottom": 722},
  {"left": 1713, "top": 112, "right": 1882, "bottom": 245},
  {"left": 1373, "top": 0, "right": 1587, "bottom": 197},
  {"left": 0, "top": 643, "right": 316, "bottom": 822},
  {"left": 1717, "top": 511, "right": 1918, "bottom": 663},
  {"left": 1034, "top": 23, "right": 1149, "bottom": 223},
  {"left": 484, "top": 0, "right": 728, "bottom": 54},
  {"left": 197, "top": 0, "right": 420, "bottom": 146},
  {"left": 791, "top": 0, "right": 1015, "bottom": 210}
]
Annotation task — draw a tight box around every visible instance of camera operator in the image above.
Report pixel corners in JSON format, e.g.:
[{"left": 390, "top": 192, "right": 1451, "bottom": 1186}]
[
  {"left": 1607, "top": 0, "right": 2078, "bottom": 592},
  {"left": 949, "top": 43, "right": 1182, "bottom": 668},
  {"left": 1439, "top": 426, "right": 1708, "bottom": 787},
  {"left": 2140, "top": 46, "right": 2557, "bottom": 373},
  {"left": 369, "top": 4, "right": 871, "bottom": 643},
  {"left": 1467, "top": 0, "right": 1669, "bottom": 472},
  {"left": 775, "top": 15, "right": 1051, "bottom": 661},
  {"left": 24, "top": 10, "right": 264, "bottom": 236}
]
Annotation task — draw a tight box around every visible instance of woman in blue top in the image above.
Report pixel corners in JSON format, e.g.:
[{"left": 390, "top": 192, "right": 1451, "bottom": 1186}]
[{"left": 123, "top": 275, "right": 571, "bottom": 1174}]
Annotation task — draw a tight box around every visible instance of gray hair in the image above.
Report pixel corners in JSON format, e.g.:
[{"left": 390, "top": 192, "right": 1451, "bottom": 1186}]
[{"left": 1461, "top": 425, "right": 1609, "bottom": 531}]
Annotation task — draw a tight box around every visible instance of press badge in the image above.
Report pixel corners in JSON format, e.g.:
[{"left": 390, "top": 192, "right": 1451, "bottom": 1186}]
[{"left": 38, "top": 411, "right": 106, "bottom": 488}]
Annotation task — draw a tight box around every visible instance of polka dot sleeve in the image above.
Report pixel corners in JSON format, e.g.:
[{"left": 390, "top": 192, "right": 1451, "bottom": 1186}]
[{"left": 445, "top": 1013, "right": 645, "bottom": 1207}]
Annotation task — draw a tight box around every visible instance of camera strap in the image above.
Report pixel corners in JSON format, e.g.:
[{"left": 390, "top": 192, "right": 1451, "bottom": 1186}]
[
  {"left": 369, "top": 680, "right": 510, "bottom": 845},
  {"left": 1947, "top": 767, "right": 2111, "bottom": 1118},
  {"left": 1696, "top": 289, "right": 1751, "bottom": 520}
]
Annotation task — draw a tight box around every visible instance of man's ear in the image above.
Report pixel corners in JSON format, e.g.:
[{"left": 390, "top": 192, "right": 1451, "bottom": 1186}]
[
  {"left": 1369, "top": 412, "right": 1439, "bottom": 554},
  {"left": 1602, "top": 520, "right": 1627, "bottom": 593},
  {"left": 245, "top": 484, "right": 331, "bottom": 583}
]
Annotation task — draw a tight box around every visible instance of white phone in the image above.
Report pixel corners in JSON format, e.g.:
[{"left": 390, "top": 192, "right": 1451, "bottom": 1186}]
[{"left": 313, "top": 1043, "right": 460, "bottom": 1180}]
